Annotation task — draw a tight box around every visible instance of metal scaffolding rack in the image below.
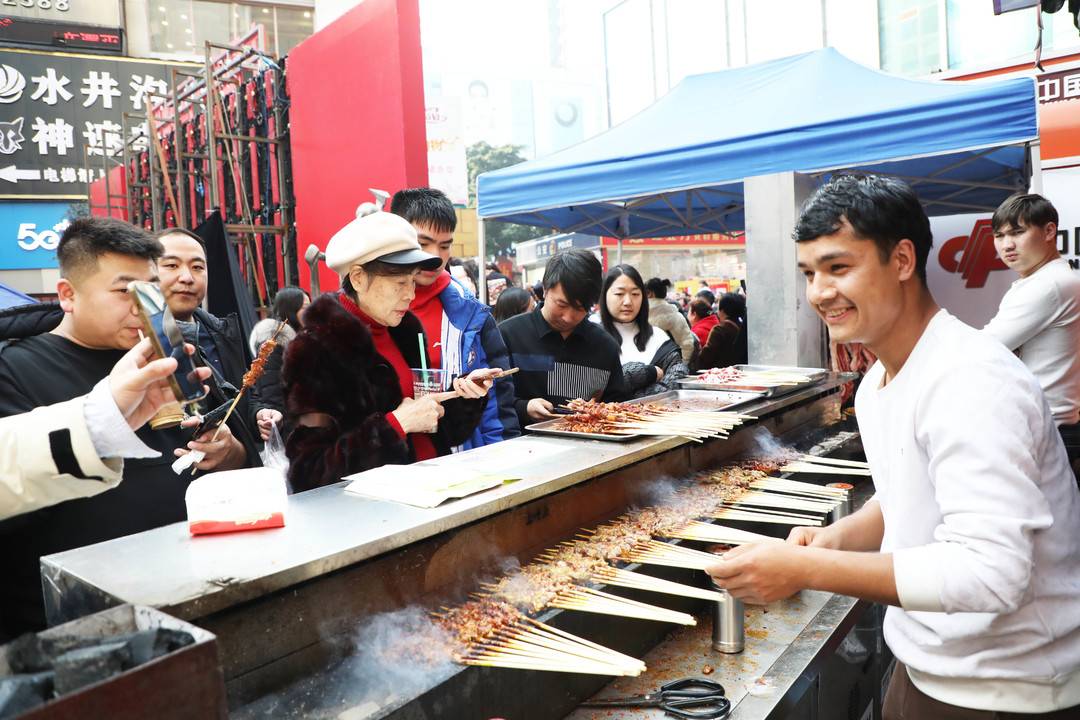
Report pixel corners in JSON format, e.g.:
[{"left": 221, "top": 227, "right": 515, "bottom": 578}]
[{"left": 83, "top": 39, "right": 298, "bottom": 311}]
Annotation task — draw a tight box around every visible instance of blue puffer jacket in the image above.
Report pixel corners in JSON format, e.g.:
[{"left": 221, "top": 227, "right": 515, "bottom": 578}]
[{"left": 438, "top": 278, "right": 521, "bottom": 448}]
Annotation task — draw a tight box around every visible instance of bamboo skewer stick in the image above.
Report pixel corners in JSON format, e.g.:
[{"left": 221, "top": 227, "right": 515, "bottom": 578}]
[
  {"left": 458, "top": 656, "right": 639, "bottom": 676},
  {"left": 522, "top": 617, "right": 645, "bottom": 669},
  {"left": 779, "top": 462, "right": 871, "bottom": 476},
  {"left": 491, "top": 632, "right": 634, "bottom": 669},
  {"left": 751, "top": 478, "right": 850, "bottom": 497},
  {"left": 728, "top": 491, "right": 839, "bottom": 511},
  {"left": 551, "top": 587, "right": 695, "bottom": 625},
  {"left": 617, "top": 540, "right": 723, "bottom": 571},
  {"left": 487, "top": 630, "right": 634, "bottom": 669},
  {"left": 663, "top": 521, "right": 782, "bottom": 545},
  {"left": 592, "top": 567, "right": 723, "bottom": 602},
  {"left": 708, "top": 507, "right": 822, "bottom": 526},
  {"left": 798, "top": 454, "right": 870, "bottom": 469}
]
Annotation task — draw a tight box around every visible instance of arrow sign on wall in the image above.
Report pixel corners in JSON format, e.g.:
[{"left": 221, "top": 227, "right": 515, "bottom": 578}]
[{"left": 0, "top": 166, "right": 43, "bottom": 183}]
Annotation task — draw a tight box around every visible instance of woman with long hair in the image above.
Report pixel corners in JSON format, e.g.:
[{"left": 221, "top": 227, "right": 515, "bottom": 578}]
[
  {"left": 493, "top": 287, "right": 534, "bottom": 324},
  {"left": 597, "top": 264, "right": 689, "bottom": 398},
  {"left": 248, "top": 286, "right": 310, "bottom": 441}
]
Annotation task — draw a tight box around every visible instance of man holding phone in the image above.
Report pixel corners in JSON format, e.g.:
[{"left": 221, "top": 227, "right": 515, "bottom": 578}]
[{"left": 0, "top": 217, "right": 248, "bottom": 641}]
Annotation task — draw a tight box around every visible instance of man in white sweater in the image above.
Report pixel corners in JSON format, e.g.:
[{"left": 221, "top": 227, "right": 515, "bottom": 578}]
[
  {"left": 983, "top": 193, "right": 1080, "bottom": 474},
  {"left": 707, "top": 175, "right": 1080, "bottom": 719}
]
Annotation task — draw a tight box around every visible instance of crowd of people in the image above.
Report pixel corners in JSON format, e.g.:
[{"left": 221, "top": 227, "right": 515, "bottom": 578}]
[{"left": 0, "top": 176, "right": 1079, "bottom": 718}]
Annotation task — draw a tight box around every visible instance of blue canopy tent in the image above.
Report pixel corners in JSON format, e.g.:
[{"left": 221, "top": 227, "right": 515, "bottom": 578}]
[
  {"left": 476, "top": 48, "right": 1038, "bottom": 242},
  {"left": 0, "top": 282, "right": 36, "bottom": 310}
]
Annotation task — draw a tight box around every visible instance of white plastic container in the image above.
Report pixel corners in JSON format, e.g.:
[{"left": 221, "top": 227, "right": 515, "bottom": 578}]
[{"left": 184, "top": 467, "right": 287, "bottom": 536}]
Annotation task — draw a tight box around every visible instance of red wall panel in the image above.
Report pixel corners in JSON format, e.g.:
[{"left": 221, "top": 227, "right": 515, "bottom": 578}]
[{"left": 287, "top": 0, "right": 428, "bottom": 295}]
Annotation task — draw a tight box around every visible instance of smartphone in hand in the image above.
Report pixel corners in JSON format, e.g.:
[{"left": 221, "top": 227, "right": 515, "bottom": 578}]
[{"left": 128, "top": 280, "right": 208, "bottom": 407}]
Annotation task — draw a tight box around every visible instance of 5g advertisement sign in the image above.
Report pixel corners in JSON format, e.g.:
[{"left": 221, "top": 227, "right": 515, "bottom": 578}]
[{"left": 0, "top": 200, "right": 73, "bottom": 269}]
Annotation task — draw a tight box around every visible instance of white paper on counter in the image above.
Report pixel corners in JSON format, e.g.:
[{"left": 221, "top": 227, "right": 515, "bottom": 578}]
[{"left": 342, "top": 465, "right": 513, "bottom": 508}]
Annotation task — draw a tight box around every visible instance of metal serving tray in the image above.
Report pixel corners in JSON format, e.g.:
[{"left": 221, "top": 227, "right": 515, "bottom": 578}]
[
  {"left": 525, "top": 388, "right": 764, "bottom": 442},
  {"left": 635, "top": 388, "right": 765, "bottom": 411},
  {"left": 677, "top": 364, "right": 829, "bottom": 397}
]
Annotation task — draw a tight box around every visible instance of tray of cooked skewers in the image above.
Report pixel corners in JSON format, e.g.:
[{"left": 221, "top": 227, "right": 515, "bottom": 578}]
[
  {"left": 677, "top": 364, "right": 829, "bottom": 396},
  {"left": 526, "top": 394, "right": 759, "bottom": 442}
]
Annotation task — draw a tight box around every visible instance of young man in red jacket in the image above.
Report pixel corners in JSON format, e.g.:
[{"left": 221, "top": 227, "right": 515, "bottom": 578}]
[{"left": 390, "top": 188, "right": 520, "bottom": 447}]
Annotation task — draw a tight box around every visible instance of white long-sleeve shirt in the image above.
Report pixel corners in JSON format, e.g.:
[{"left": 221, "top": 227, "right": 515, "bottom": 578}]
[
  {"left": 983, "top": 257, "right": 1080, "bottom": 426},
  {"left": 856, "top": 310, "right": 1080, "bottom": 713},
  {"left": 0, "top": 378, "right": 156, "bottom": 520}
]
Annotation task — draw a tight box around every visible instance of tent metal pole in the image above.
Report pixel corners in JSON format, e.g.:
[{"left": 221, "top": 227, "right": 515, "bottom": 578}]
[
  {"left": 478, "top": 216, "right": 487, "bottom": 306},
  {"left": 1029, "top": 141, "right": 1043, "bottom": 195}
]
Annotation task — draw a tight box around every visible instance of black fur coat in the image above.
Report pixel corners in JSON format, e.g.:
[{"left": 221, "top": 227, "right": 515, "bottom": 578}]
[{"left": 282, "top": 294, "right": 487, "bottom": 492}]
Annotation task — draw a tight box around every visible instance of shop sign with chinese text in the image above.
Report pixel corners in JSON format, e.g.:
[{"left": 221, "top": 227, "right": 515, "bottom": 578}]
[{"left": 0, "top": 47, "right": 195, "bottom": 198}]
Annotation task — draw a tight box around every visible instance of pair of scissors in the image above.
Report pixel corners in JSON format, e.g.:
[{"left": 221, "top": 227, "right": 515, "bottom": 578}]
[{"left": 580, "top": 677, "right": 731, "bottom": 719}]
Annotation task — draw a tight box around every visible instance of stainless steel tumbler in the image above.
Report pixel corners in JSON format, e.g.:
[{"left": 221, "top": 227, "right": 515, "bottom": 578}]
[{"left": 712, "top": 582, "right": 745, "bottom": 653}]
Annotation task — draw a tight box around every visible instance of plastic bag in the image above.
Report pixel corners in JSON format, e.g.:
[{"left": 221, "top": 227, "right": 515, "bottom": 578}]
[{"left": 260, "top": 419, "right": 292, "bottom": 493}]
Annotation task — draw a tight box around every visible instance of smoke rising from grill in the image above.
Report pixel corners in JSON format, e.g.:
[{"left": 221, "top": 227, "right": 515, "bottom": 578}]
[
  {"left": 632, "top": 475, "right": 689, "bottom": 508},
  {"left": 747, "top": 426, "right": 786, "bottom": 457},
  {"left": 233, "top": 606, "right": 460, "bottom": 720},
  {"left": 346, "top": 606, "right": 458, "bottom": 709}
]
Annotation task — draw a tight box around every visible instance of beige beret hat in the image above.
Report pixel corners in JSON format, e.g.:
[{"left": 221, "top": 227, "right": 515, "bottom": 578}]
[{"left": 324, "top": 211, "right": 441, "bottom": 275}]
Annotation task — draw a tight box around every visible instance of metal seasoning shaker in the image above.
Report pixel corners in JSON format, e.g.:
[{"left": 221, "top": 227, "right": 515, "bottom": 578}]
[
  {"left": 712, "top": 582, "right": 745, "bottom": 653},
  {"left": 827, "top": 482, "right": 855, "bottom": 524}
]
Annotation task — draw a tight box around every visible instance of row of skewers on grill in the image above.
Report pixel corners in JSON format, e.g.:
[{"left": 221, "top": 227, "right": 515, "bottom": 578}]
[{"left": 431, "top": 453, "right": 868, "bottom": 676}]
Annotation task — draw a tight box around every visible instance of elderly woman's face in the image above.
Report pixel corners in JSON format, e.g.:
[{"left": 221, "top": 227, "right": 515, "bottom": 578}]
[{"left": 350, "top": 267, "right": 420, "bottom": 327}]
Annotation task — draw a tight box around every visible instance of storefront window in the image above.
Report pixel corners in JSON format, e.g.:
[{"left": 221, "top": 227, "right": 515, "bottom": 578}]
[
  {"left": 125, "top": 0, "right": 313, "bottom": 60},
  {"left": 946, "top": 0, "right": 1036, "bottom": 70},
  {"left": 878, "top": 0, "right": 943, "bottom": 76}
]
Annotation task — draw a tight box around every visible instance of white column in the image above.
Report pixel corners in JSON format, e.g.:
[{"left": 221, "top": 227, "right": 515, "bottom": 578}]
[
  {"left": 1029, "top": 141, "right": 1043, "bottom": 195},
  {"left": 477, "top": 214, "right": 488, "bottom": 306},
  {"left": 744, "top": 172, "right": 826, "bottom": 368}
]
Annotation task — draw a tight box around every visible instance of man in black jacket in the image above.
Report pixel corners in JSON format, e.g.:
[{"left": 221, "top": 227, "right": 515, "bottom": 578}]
[
  {"left": 0, "top": 218, "right": 248, "bottom": 640},
  {"left": 154, "top": 228, "right": 261, "bottom": 463},
  {"left": 498, "top": 249, "right": 626, "bottom": 427}
]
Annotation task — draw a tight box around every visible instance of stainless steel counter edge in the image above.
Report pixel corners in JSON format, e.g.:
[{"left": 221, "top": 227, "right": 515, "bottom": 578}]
[
  {"left": 730, "top": 596, "right": 868, "bottom": 719},
  {"left": 41, "top": 375, "right": 853, "bottom": 623}
]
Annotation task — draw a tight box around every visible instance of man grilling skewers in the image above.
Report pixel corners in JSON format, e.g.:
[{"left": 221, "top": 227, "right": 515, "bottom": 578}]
[
  {"left": 982, "top": 193, "right": 1080, "bottom": 478},
  {"left": 498, "top": 248, "right": 628, "bottom": 425},
  {"left": 281, "top": 212, "right": 497, "bottom": 492},
  {"left": 707, "top": 176, "right": 1080, "bottom": 719}
]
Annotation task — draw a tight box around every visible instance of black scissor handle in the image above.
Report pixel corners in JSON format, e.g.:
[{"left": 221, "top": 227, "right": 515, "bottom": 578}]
[
  {"left": 661, "top": 695, "right": 731, "bottom": 720},
  {"left": 662, "top": 677, "right": 726, "bottom": 697}
]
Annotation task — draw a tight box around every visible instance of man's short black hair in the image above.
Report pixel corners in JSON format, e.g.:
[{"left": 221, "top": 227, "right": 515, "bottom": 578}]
[
  {"left": 153, "top": 226, "right": 206, "bottom": 251},
  {"left": 695, "top": 288, "right": 715, "bottom": 307},
  {"left": 794, "top": 174, "right": 933, "bottom": 285},
  {"left": 58, "top": 217, "right": 163, "bottom": 282},
  {"left": 542, "top": 248, "right": 602, "bottom": 310},
  {"left": 390, "top": 187, "right": 457, "bottom": 234},
  {"left": 991, "top": 193, "right": 1058, "bottom": 233}
]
